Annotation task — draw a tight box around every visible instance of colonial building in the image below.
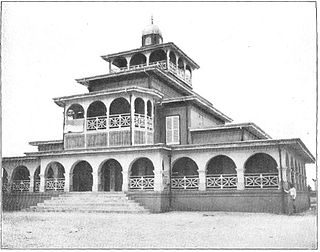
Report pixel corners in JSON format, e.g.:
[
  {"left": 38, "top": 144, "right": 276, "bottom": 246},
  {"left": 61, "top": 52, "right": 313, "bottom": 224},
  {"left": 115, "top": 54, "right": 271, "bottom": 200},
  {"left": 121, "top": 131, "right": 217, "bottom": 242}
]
[{"left": 2, "top": 21, "right": 315, "bottom": 213}]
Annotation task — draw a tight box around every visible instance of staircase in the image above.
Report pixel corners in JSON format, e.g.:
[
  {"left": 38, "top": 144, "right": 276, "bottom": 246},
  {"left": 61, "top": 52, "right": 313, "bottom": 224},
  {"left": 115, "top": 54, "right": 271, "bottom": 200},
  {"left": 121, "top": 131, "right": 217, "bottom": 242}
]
[{"left": 24, "top": 192, "right": 149, "bottom": 213}]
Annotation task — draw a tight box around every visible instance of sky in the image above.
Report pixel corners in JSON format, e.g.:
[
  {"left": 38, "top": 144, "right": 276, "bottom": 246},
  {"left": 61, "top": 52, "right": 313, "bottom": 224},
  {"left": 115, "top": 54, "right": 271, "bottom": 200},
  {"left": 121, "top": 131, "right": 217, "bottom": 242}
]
[{"left": 1, "top": 2, "right": 317, "bottom": 186}]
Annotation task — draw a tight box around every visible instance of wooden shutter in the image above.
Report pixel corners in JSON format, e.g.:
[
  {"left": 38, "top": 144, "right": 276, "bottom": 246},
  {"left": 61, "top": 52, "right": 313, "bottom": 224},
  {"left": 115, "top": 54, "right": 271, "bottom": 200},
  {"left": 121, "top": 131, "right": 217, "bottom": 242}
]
[{"left": 166, "top": 116, "right": 179, "bottom": 144}]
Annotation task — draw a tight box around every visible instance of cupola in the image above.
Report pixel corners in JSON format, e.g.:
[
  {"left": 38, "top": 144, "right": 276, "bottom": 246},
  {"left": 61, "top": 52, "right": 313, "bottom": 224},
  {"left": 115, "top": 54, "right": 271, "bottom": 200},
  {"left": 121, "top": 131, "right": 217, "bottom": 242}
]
[{"left": 142, "top": 17, "right": 163, "bottom": 47}]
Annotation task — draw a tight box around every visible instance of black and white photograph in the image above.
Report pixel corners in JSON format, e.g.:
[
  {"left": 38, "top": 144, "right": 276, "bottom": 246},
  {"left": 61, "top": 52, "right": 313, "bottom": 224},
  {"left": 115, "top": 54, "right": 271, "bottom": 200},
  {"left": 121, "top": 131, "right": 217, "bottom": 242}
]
[{"left": 1, "top": 1, "right": 317, "bottom": 249}]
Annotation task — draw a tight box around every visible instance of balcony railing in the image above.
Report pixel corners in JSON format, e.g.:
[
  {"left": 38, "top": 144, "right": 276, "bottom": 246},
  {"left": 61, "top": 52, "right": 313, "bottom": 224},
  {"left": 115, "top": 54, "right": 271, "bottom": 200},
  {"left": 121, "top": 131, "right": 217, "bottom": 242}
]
[
  {"left": 86, "top": 114, "right": 153, "bottom": 131},
  {"left": 129, "top": 176, "right": 154, "bottom": 190},
  {"left": 12, "top": 180, "right": 30, "bottom": 192},
  {"left": 109, "top": 114, "right": 131, "bottom": 129},
  {"left": 206, "top": 174, "right": 237, "bottom": 189},
  {"left": 171, "top": 175, "right": 199, "bottom": 190},
  {"left": 45, "top": 178, "right": 65, "bottom": 191},
  {"left": 110, "top": 60, "right": 191, "bottom": 85},
  {"left": 35, "top": 180, "right": 40, "bottom": 192},
  {"left": 244, "top": 173, "right": 279, "bottom": 189}
]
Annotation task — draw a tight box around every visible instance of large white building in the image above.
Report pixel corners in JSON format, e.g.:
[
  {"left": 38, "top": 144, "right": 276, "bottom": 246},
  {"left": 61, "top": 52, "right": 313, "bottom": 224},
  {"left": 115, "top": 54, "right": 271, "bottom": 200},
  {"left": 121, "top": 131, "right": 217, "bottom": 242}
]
[{"left": 2, "top": 20, "right": 315, "bottom": 214}]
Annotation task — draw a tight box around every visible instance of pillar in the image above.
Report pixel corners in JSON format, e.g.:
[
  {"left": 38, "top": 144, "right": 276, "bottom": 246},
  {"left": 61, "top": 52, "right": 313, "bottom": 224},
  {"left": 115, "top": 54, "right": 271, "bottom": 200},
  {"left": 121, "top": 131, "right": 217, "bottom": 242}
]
[
  {"left": 29, "top": 175, "right": 34, "bottom": 192},
  {"left": 154, "top": 170, "right": 163, "bottom": 191},
  {"left": 64, "top": 172, "right": 71, "bottom": 192},
  {"left": 126, "top": 56, "right": 131, "bottom": 70},
  {"left": 198, "top": 170, "right": 206, "bottom": 191},
  {"left": 92, "top": 170, "right": 98, "bottom": 192},
  {"left": 122, "top": 170, "right": 129, "bottom": 191},
  {"left": 130, "top": 94, "right": 135, "bottom": 145},
  {"left": 236, "top": 168, "right": 245, "bottom": 190},
  {"left": 39, "top": 174, "right": 45, "bottom": 192},
  {"left": 144, "top": 98, "right": 148, "bottom": 144},
  {"left": 166, "top": 50, "right": 170, "bottom": 69},
  {"left": 109, "top": 61, "right": 112, "bottom": 73}
]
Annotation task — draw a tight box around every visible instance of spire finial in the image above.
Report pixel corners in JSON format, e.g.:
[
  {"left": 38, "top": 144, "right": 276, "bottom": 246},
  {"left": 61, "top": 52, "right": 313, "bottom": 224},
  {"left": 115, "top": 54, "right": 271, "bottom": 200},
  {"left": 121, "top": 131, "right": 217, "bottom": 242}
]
[{"left": 151, "top": 15, "right": 153, "bottom": 25}]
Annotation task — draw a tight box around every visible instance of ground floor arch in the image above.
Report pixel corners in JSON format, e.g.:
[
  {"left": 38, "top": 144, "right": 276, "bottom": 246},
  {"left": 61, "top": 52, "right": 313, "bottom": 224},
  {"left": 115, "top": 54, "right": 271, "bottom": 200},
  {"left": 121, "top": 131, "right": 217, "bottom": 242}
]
[
  {"left": 72, "top": 161, "right": 93, "bottom": 192},
  {"left": 244, "top": 153, "right": 278, "bottom": 174},
  {"left": 172, "top": 157, "right": 198, "bottom": 176},
  {"left": 129, "top": 157, "right": 155, "bottom": 190},
  {"left": 206, "top": 155, "right": 237, "bottom": 175},
  {"left": 45, "top": 162, "right": 65, "bottom": 191},
  {"left": 12, "top": 166, "right": 30, "bottom": 192},
  {"left": 99, "top": 159, "right": 123, "bottom": 192}
]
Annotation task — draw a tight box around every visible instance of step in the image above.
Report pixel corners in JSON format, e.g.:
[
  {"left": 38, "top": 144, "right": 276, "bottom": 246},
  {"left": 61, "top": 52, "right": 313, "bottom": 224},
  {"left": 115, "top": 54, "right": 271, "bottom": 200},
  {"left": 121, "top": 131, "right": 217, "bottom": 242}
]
[
  {"left": 25, "top": 209, "right": 149, "bottom": 214},
  {"left": 38, "top": 202, "right": 141, "bottom": 207},
  {"left": 29, "top": 206, "right": 148, "bottom": 213}
]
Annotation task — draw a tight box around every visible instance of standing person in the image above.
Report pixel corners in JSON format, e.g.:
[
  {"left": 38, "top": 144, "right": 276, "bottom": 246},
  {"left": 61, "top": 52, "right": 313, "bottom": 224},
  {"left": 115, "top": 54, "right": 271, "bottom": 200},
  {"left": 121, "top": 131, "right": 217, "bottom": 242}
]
[{"left": 285, "top": 183, "right": 297, "bottom": 214}]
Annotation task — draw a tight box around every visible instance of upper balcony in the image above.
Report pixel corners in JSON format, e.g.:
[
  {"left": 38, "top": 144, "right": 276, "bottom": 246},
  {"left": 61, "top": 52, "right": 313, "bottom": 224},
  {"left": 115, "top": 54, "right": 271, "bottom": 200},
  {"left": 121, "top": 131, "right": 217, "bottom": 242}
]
[{"left": 101, "top": 43, "right": 200, "bottom": 87}]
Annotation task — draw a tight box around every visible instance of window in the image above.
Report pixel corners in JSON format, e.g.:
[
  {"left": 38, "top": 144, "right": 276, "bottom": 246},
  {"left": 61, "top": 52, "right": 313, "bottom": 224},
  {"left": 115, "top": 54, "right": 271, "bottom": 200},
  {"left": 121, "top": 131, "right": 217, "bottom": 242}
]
[
  {"left": 145, "top": 37, "right": 152, "bottom": 46},
  {"left": 166, "top": 116, "right": 180, "bottom": 145}
]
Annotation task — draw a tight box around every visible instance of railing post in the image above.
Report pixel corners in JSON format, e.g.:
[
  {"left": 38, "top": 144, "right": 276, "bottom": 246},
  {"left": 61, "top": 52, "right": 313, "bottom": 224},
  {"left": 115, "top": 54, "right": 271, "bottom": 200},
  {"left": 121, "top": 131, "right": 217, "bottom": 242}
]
[
  {"left": 183, "top": 176, "right": 187, "bottom": 190},
  {"left": 141, "top": 176, "right": 144, "bottom": 190},
  {"left": 220, "top": 174, "right": 223, "bottom": 189},
  {"left": 260, "top": 173, "right": 263, "bottom": 189}
]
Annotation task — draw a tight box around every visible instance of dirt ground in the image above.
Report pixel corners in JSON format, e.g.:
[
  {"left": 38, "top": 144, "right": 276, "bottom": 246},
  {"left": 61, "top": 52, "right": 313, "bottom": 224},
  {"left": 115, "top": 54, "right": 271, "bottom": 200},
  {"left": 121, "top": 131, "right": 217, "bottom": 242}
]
[{"left": 1, "top": 210, "right": 317, "bottom": 249}]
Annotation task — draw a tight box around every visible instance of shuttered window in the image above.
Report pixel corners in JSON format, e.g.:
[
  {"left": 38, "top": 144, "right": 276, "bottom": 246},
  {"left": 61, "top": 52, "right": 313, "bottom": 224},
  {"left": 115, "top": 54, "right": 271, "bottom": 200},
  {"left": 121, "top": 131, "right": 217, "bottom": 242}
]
[{"left": 166, "top": 116, "right": 180, "bottom": 145}]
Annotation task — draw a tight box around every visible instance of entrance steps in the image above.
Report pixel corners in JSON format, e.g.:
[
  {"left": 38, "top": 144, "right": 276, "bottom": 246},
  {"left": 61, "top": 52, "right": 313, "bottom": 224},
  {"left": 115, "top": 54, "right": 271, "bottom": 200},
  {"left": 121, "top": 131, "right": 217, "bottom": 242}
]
[{"left": 23, "top": 192, "right": 149, "bottom": 213}]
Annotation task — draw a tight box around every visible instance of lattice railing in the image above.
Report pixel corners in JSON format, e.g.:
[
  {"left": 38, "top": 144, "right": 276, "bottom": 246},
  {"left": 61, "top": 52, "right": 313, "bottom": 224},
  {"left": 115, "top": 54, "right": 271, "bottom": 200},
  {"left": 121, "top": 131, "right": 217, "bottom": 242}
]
[
  {"left": 244, "top": 173, "right": 279, "bottom": 189},
  {"left": 12, "top": 180, "right": 30, "bottom": 192},
  {"left": 129, "top": 176, "right": 154, "bottom": 190},
  {"left": 129, "top": 63, "right": 147, "bottom": 70},
  {"left": 149, "top": 60, "right": 167, "bottom": 70},
  {"left": 109, "top": 114, "right": 131, "bottom": 129},
  {"left": 134, "top": 113, "right": 145, "bottom": 128},
  {"left": 2, "top": 182, "right": 10, "bottom": 193},
  {"left": 34, "top": 180, "right": 40, "bottom": 192},
  {"left": 171, "top": 175, "right": 199, "bottom": 190},
  {"left": 86, "top": 116, "right": 107, "bottom": 131},
  {"left": 45, "top": 178, "right": 65, "bottom": 191},
  {"left": 206, "top": 174, "right": 237, "bottom": 189}
]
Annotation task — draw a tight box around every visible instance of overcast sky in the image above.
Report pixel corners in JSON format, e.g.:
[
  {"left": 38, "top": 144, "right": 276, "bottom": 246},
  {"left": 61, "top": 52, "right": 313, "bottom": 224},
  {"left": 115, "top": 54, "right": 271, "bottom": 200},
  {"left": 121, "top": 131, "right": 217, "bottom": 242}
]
[{"left": 2, "top": 2, "right": 317, "bottom": 186}]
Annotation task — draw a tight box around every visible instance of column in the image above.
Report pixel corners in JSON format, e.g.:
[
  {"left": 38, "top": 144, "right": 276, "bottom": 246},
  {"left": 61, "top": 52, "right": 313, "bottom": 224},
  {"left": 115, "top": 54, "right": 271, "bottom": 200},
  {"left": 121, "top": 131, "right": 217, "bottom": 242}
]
[
  {"left": 146, "top": 52, "right": 150, "bottom": 66},
  {"left": 109, "top": 61, "right": 112, "bottom": 73},
  {"left": 29, "top": 175, "right": 34, "bottom": 192},
  {"left": 39, "top": 174, "right": 45, "bottom": 192},
  {"left": 64, "top": 172, "right": 71, "bottom": 192},
  {"left": 281, "top": 167, "right": 289, "bottom": 189},
  {"left": 166, "top": 50, "right": 170, "bottom": 70},
  {"left": 122, "top": 170, "right": 129, "bottom": 191},
  {"left": 198, "top": 170, "right": 206, "bottom": 191},
  {"left": 236, "top": 168, "right": 245, "bottom": 190},
  {"left": 144, "top": 98, "right": 148, "bottom": 144},
  {"left": 130, "top": 94, "right": 135, "bottom": 145},
  {"left": 126, "top": 56, "right": 131, "bottom": 70},
  {"left": 92, "top": 170, "right": 98, "bottom": 192},
  {"left": 154, "top": 170, "right": 163, "bottom": 191}
]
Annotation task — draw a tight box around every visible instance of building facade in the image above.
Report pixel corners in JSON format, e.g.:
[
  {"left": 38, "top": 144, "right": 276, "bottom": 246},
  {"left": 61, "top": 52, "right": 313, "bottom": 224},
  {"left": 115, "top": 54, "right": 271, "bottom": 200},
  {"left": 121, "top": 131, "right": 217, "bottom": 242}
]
[{"left": 2, "top": 22, "right": 315, "bottom": 213}]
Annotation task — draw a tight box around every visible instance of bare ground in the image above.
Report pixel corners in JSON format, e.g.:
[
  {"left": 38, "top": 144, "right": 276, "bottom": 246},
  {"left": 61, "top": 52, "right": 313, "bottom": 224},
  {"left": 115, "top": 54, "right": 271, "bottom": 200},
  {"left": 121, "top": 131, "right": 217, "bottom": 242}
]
[{"left": 1, "top": 210, "right": 317, "bottom": 249}]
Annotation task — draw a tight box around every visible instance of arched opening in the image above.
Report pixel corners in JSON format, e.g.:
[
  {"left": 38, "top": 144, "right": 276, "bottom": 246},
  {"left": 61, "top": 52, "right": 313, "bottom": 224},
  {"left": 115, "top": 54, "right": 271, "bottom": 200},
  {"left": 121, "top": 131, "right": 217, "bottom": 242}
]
[
  {"left": 134, "top": 98, "right": 145, "bottom": 115},
  {"left": 67, "top": 104, "right": 84, "bottom": 120},
  {"left": 45, "top": 162, "right": 65, "bottom": 191},
  {"left": 12, "top": 166, "right": 30, "bottom": 192},
  {"left": 169, "top": 51, "right": 176, "bottom": 64},
  {"left": 149, "top": 49, "right": 166, "bottom": 64},
  {"left": 172, "top": 157, "right": 198, "bottom": 176},
  {"left": 99, "top": 159, "right": 123, "bottom": 192},
  {"left": 110, "top": 97, "right": 130, "bottom": 115},
  {"left": 87, "top": 101, "right": 107, "bottom": 118},
  {"left": 109, "top": 98, "right": 131, "bottom": 129},
  {"left": 130, "top": 53, "right": 147, "bottom": 67},
  {"left": 112, "top": 57, "right": 127, "bottom": 69},
  {"left": 207, "top": 155, "right": 237, "bottom": 175},
  {"left": 34, "top": 166, "right": 40, "bottom": 192},
  {"left": 206, "top": 155, "right": 237, "bottom": 189},
  {"left": 72, "top": 161, "right": 93, "bottom": 192},
  {"left": 172, "top": 157, "right": 199, "bottom": 189},
  {"left": 178, "top": 58, "right": 184, "bottom": 70},
  {"left": 129, "top": 158, "right": 154, "bottom": 190},
  {"left": 244, "top": 153, "right": 278, "bottom": 189},
  {"left": 244, "top": 153, "right": 278, "bottom": 174}
]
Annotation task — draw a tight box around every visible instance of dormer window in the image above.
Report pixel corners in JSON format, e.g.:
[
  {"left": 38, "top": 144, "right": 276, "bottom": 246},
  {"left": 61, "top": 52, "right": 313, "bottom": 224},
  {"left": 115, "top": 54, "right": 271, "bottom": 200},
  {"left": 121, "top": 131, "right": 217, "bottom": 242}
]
[{"left": 145, "top": 36, "right": 152, "bottom": 46}]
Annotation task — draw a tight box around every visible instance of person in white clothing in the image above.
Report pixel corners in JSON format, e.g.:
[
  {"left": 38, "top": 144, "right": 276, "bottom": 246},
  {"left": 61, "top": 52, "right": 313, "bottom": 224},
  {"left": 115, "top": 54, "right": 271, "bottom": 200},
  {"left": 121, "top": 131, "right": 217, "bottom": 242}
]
[{"left": 285, "top": 183, "right": 296, "bottom": 214}]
